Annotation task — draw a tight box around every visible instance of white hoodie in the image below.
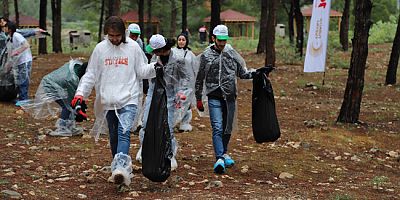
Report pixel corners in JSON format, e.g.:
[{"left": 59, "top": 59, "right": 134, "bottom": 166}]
[{"left": 75, "top": 37, "right": 156, "bottom": 110}]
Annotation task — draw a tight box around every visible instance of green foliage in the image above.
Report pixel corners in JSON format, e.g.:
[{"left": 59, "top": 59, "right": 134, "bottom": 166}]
[
  {"left": 331, "top": 193, "right": 353, "bottom": 200},
  {"left": 275, "top": 37, "right": 303, "bottom": 65},
  {"left": 371, "top": 176, "right": 389, "bottom": 188},
  {"left": 369, "top": 15, "right": 398, "bottom": 44}
]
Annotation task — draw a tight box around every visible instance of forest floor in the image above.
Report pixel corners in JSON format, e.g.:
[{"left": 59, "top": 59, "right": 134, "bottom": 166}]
[{"left": 0, "top": 44, "right": 399, "bottom": 200}]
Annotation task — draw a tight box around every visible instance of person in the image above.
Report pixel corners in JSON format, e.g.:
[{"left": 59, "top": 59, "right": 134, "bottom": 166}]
[
  {"left": 198, "top": 25, "right": 207, "bottom": 44},
  {"left": 136, "top": 34, "right": 193, "bottom": 171},
  {"left": 0, "top": 17, "right": 50, "bottom": 39},
  {"left": 173, "top": 33, "right": 199, "bottom": 132},
  {"left": 71, "top": 16, "right": 156, "bottom": 186},
  {"left": 4, "top": 21, "right": 33, "bottom": 106},
  {"left": 127, "top": 23, "right": 149, "bottom": 131},
  {"left": 20, "top": 60, "right": 87, "bottom": 136},
  {"left": 127, "top": 23, "right": 144, "bottom": 51},
  {"left": 195, "top": 25, "right": 257, "bottom": 174}
]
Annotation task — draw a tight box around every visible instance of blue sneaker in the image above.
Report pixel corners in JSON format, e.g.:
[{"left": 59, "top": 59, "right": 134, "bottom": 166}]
[
  {"left": 223, "top": 154, "right": 235, "bottom": 167},
  {"left": 213, "top": 158, "right": 225, "bottom": 174}
]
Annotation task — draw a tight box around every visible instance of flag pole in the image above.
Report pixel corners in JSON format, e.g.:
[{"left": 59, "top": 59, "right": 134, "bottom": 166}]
[{"left": 322, "top": 71, "right": 326, "bottom": 85}]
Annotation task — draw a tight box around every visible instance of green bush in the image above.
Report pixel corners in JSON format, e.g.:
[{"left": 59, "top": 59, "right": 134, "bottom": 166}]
[{"left": 369, "top": 15, "right": 398, "bottom": 44}]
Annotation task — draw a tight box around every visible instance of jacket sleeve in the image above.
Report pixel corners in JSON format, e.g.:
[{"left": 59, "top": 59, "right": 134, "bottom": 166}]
[
  {"left": 195, "top": 54, "right": 206, "bottom": 100},
  {"left": 233, "top": 49, "right": 252, "bottom": 79},
  {"left": 75, "top": 48, "right": 98, "bottom": 98},
  {"left": 135, "top": 48, "right": 156, "bottom": 79}
]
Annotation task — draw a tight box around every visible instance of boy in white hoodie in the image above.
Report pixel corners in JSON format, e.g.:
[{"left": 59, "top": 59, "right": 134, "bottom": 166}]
[{"left": 71, "top": 16, "right": 156, "bottom": 186}]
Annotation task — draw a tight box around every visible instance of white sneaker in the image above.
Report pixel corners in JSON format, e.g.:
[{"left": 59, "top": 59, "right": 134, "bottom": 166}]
[
  {"left": 171, "top": 156, "right": 178, "bottom": 171},
  {"left": 135, "top": 146, "right": 142, "bottom": 163},
  {"left": 179, "top": 123, "right": 192, "bottom": 132}
]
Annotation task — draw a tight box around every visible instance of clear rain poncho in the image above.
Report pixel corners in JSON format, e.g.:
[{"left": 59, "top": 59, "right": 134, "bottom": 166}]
[
  {"left": 171, "top": 47, "right": 199, "bottom": 124},
  {"left": 143, "top": 48, "right": 195, "bottom": 132},
  {"left": 21, "top": 59, "right": 85, "bottom": 119},
  {"left": 195, "top": 44, "right": 254, "bottom": 135},
  {"left": 75, "top": 37, "right": 156, "bottom": 141}
]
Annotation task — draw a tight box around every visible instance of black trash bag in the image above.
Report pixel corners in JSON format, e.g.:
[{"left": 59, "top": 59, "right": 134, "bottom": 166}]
[
  {"left": 0, "top": 49, "right": 18, "bottom": 102},
  {"left": 252, "top": 66, "right": 281, "bottom": 143},
  {"left": 142, "top": 65, "right": 172, "bottom": 182}
]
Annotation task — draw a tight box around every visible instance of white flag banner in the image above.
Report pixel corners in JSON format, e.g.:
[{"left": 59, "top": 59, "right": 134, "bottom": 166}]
[{"left": 304, "top": 0, "right": 331, "bottom": 72}]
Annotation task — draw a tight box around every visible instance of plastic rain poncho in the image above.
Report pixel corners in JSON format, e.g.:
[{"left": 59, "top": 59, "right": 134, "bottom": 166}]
[
  {"left": 5, "top": 32, "right": 32, "bottom": 86},
  {"left": 140, "top": 48, "right": 194, "bottom": 139},
  {"left": 173, "top": 48, "right": 200, "bottom": 124},
  {"left": 195, "top": 44, "right": 253, "bottom": 135},
  {"left": 21, "top": 59, "right": 85, "bottom": 119},
  {"left": 0, "top": 43, "right": 18, "bottom": 101},
  {"left": 75, "top": 37, "right": 156, "bottom": 141}
]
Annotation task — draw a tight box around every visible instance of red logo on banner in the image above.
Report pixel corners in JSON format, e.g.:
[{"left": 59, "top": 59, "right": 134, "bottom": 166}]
[{"left": 318, "top": 0, "right": 326, "bottom": 8}]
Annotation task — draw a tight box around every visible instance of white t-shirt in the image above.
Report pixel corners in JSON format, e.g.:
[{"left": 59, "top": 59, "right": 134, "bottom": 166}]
[{"left": 9, "top": 32, "right": 32, "bottom": 65}]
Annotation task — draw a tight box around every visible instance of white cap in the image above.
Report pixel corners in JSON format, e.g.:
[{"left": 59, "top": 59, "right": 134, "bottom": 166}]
[
  {"left": 146, "top": 34, "right": 166, "bottom": 53},
  {"left": 213, "top": 25, "right": 229, "bottom": 40},
  {"left": 128, "top": 23, "right": 141, "bottom": 34}
]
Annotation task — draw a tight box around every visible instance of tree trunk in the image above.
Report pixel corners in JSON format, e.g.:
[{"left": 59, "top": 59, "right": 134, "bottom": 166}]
[
  {"left": 265, "top": 0, "right": 277, "bottom": 66},
  {"left": 114, "top": 0, "right": 120, "bottom": 16},
  {"left": 209, "top": 0, "right": 221, "bottom": 43},
  {"left": 293, "top": 0, "right": 303, "bottom": 57},
  {"left": 98, "top": 0, "right": 105, "bottom": 42},
  {"left": 2, "top": 0, "right": 9, "bottom": 19},
  {"left": 181, "top": 0, "right": 187, "bottom": 34},
  {"left": 385, "top": 12, "right": 400, "bottom": 85},
  {"left": 39, "top": 0, "right": 47, "bottom": 55},
  {"left": 107, "top": 0, "right": 114, "bottom": 18},
  {"left": 288, "top": 1, "right": 294, "bottom": 44},
  {"left": 138, "top": 0, "right": 144, "bottom": 41},
  {"left": 340, "top": 0, "right": 350, "bottom": 51},
  {"left": 337, "top": 0, "right": 373, "bottom": 123},
  {"left": 51, "top": 0, "right": 62, "bottom": 53},
  {"left": 14, "top": 0, "right": 19, "bottom": 27},
  {"left": 169, "top": 0, "right": 177, "bottom": 38},
  {"left": 256, "top": 0, "right": 267, "bottom": 54},
  {"left": 146, "top": 0, "right": 153, "bottom": 39}
]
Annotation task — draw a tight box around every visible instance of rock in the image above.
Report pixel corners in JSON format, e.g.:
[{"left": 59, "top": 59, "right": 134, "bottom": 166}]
[
  {"left": 278, "top": 172, "right": 293, "bottom": 179},
  {"left": 11, "top": 184, "right": 18, "bottom": 190},
  {"left": 4, "top": 172, "right": 16, "bottom": 176},
  {"left": 351, "top": 155, "right": 361, "bottom": 162},
  {"left": 1, "top": 190, "right": 22, "bottom": 199},
  {"left": 77, "top": 194, "right": 87, "bottom": 199},
  {"left": 388, "top": 151, "right": 399, "bottom": 158},
  {"left": 15, "top": 110, "right": 24, "bottom": 115},
  {"left": 205, "top": 180, "right": 223, "bottom": 189},
  {"left": 328, "top": 177, "right": 335, "bottom": 182},
  {"left": 48, "top": 146, "right": 61, "bottom": 151},
  {"left": 128, "top": 191, "right": 139, "bottom": 197},
  {"left": 198, "top": 125, "right": 206, "bottom": 128},
  {"left": 183, "top": 164, "right": 191, "bottom": 169},
  {"left": 29, "top": 146, "right": 40, "bottom": 150},
  {"left": 334, "top": 156, "right": 342, "bottom": 160}
]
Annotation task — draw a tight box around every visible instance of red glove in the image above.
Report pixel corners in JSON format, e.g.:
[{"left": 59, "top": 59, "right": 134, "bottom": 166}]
[
  {"left": 197, "top": 100, "right": 204, "bottom": 112},
  {"left": 71, "top": 95, "right": 84, "bottom": 107}
]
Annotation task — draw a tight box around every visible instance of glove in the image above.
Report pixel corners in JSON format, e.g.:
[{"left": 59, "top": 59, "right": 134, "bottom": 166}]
[
  {"left": 71, "top": 95, "right": 83, "bottom": 108},
  {"left": 197, "top": 100, "right": 204, "bottom": 112},
  {"left": 74, "top": 99, "right": 88, "bottom": 122}
]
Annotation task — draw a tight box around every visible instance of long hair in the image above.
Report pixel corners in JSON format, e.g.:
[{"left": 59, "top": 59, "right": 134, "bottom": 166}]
[{"left": 103, "top": 16, "right": 126, "bottom": 43}]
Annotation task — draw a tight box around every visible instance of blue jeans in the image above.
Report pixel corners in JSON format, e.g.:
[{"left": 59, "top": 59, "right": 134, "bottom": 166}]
[
  {"left": 106, "top": 104, "right": 137, "bottom": 158},
  {"left": 208, "top": 98, "right": 231, "bottom": 160},
  {"left": 15, "top": 61, "right": 32, "bottom": 101},
  {"left": 55, "top": 99, "right": 72, "bottom": 120}
]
